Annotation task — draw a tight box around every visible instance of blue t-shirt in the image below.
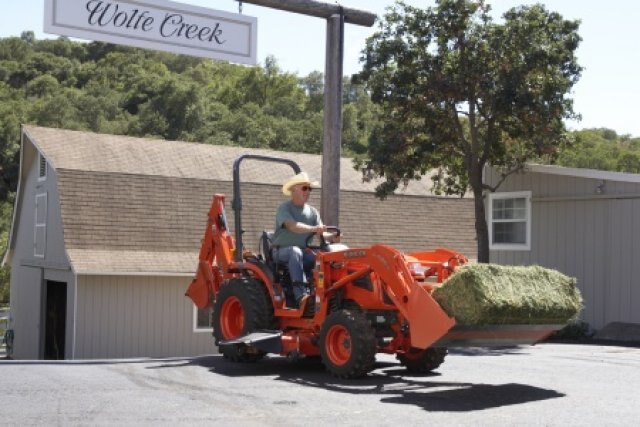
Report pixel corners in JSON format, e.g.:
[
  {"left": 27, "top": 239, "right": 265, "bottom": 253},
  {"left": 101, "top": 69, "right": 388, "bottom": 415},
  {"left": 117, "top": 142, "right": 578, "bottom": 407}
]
[{"left": 272, "top": 200, "right": 321, "bottom": 248}]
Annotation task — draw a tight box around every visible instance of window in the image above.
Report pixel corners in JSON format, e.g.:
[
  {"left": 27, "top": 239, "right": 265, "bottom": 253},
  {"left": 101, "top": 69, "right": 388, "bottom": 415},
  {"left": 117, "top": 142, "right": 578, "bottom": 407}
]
[
  {"left": 193, "top": 306, "right": 213, "bottom": 332},
  {"left": 38, "top": 153, "right": 47, "bottom": 181},
  {"left": 488, "top": 191, "right": 531, "bottom": 250},
  {"left": 34, "top": 193, "right": 47, "bottom": 257}
]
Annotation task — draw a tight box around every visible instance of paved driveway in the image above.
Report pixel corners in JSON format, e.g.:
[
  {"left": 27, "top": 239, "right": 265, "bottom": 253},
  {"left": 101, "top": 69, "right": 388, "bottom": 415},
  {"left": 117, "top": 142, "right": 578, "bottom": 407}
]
[{"left": 1, "top": 343, "right": 639, "bottom": 426}]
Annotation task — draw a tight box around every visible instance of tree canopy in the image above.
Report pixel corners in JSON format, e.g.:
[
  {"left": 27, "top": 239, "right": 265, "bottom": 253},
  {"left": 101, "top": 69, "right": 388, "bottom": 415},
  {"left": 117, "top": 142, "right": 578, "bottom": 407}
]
[{"left": 354, "top": 0, "right": 583, "bottom": 262}]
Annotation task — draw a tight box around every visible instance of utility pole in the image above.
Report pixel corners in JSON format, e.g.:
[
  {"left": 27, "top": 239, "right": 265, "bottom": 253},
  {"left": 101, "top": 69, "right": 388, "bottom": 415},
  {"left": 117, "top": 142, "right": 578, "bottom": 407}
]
[{"left": 236, "top": 1, "right": 376, "bottom": 226}]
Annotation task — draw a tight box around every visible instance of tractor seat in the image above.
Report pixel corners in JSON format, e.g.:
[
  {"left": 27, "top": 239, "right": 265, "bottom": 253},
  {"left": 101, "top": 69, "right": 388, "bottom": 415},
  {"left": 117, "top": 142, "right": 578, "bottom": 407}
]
[
  {"left": 260, "top": 230, "right": 286, "bottom": 274},
  {"left": 260, "top": 230, "right": 275, "bottom": 264}
]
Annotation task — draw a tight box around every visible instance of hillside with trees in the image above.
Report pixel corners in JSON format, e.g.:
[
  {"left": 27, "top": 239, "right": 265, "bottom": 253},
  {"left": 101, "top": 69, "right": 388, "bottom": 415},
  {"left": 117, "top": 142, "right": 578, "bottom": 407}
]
[
  {"left": 557, "top": 128, "right": 640, "bottom": 172},
  {"left": 0, "top": 31, "right": 639, "bottom": 302}
]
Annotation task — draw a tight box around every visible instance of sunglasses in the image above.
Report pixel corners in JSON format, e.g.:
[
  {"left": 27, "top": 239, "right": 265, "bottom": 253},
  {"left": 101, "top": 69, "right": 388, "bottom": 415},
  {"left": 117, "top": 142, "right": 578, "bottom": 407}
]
[{"left": 300, "top": 186, "right": 313, "bottom": 192}]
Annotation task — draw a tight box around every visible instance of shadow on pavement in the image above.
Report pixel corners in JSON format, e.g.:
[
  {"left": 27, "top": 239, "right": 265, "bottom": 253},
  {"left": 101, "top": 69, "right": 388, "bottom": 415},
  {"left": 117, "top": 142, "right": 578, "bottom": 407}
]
[
  {"left": 379, "top": 382, "right": 563, "bottom": 412},
  {"left": 1, "top": 351, "right": 564, "bottom": 412},
  {"left": 161, "top": 354, "right": 564, "bottom": 412}
]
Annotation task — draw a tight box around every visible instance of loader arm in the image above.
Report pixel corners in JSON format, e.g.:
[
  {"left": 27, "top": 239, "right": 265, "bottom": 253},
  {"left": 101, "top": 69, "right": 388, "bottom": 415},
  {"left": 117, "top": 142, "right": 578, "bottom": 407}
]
[
  {"left": 364, "top": 245, "right": 456, "bottom": 349},
  {"left": 328, "top": 245, "right": 560, "bottom": 349}
]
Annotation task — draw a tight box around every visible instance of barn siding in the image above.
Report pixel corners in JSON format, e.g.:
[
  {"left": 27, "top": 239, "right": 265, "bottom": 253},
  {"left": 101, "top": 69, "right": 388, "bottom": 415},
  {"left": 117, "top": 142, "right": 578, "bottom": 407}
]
[
  {"left": 75, "top": 275, "right": 215, "bottom": 359},
  {"left": 487, "top": 167, "right": 640, "bottom": 330},
  {"left": 9, "top": 267, "right": 42, "bottom": 359},
  {"left": 8, "top": 140, "right": 73, "bottom": 359}
]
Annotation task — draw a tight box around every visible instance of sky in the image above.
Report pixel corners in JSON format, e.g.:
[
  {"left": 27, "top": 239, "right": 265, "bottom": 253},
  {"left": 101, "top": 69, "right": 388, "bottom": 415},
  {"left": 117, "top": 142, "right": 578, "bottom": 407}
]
[{"left": 2, "top": 0, "right": 640, "bottom": 137}]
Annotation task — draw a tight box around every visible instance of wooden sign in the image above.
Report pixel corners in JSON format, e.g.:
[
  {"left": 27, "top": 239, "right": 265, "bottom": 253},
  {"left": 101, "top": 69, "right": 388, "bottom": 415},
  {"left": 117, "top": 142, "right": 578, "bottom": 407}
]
[{"left": 44, "top": 0, "right": 257, "bottom": 64}]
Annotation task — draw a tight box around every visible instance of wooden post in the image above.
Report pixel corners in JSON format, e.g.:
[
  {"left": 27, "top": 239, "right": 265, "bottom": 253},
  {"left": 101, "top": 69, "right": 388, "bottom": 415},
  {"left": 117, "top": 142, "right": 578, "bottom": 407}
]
[
  {"left": 321, "top": 13, "right": 343, "bottom": 226},
  {"left": 236, "top": 1, "right": 376, "bottom": 226},
  {"left": 236, "top": 0, "right": 376, "bottom": 26}
]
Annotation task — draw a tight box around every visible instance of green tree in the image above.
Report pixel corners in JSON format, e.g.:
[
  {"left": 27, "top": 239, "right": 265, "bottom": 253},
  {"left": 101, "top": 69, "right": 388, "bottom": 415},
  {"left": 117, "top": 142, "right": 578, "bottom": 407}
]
[
  {"left": 0, "top": 197, "right": 11, "bottom": 304},
  {"left": 555, "top": 129, "right": 622, "bottom": 171},
  {"left": 617, "top": 153, "right": 640, "bottom": 173},
  {"left": 300, "top": 71, "right": 324, "bottom": 113},
  {"left": 354, "top": 0, "right": 582, "bottom": 262}
]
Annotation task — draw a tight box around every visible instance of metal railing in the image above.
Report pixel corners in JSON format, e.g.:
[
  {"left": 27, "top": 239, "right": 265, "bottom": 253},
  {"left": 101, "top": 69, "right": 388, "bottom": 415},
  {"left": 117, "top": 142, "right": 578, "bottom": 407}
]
[
  {"left": 0, "top": 315, "right": 7, "bottom": 353},
  {"left": 0, "top": 308, "right": 10, "bottom": 355}
]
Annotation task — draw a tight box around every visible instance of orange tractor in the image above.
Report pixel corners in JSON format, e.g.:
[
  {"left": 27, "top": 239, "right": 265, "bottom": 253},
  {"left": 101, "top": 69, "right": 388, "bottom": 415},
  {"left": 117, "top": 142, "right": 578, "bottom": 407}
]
[{"left": 187, "top": 155, "right": 558, "bottom": 378}]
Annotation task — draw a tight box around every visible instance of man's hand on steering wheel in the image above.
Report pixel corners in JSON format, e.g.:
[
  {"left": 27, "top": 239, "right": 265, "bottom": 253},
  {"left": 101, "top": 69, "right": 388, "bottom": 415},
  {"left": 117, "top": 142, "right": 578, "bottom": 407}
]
[{"left": 305, "top": 226, "right": 341, "bottom": 250}]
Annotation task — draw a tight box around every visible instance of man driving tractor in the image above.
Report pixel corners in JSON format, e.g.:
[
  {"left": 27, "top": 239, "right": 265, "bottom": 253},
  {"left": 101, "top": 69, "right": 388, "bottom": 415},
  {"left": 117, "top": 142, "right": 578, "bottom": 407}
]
[{"left": 272, "top": 171, "right": 335, "bottom": 307}]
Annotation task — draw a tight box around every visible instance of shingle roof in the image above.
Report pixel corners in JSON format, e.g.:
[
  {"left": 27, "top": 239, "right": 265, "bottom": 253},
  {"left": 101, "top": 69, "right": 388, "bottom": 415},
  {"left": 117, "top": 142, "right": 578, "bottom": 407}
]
[
  {"left": 65, "top": 249, "right": 198, "bottom": 275},
  {"left": 21, "top": 126, "right": 477, "bottom": 274},
  {"left": 23, "top": 125, "right": 437, "bottom": 195}
]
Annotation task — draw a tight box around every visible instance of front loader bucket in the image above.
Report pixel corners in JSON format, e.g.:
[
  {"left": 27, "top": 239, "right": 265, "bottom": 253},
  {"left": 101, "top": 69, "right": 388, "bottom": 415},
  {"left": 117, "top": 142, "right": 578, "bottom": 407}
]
[
  {"left": 434, "top": 324, "right": 564, "bottom": 347},
  {"left": 366, "top": 245, "right": 455, "bottom": 349}
]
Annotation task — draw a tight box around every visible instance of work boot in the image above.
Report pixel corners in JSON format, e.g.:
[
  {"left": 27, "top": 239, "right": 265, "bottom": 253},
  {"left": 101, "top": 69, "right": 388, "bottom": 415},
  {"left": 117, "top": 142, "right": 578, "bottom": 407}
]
[
  {"left": 296, "top": 294, "right": 310, "bottom": 309},
  {"left": 292, "top": 282, "right": 309, "bottom": 307},
  {"left": 296, "top": 294, "right": 315, "bottom": 318}
]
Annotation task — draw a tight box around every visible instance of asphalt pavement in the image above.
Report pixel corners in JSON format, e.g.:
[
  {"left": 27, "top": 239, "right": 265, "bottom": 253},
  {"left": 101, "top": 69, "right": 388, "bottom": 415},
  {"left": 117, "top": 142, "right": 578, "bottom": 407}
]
[{"left": 1, "top": 343, "right": 638, "bottom": 426}]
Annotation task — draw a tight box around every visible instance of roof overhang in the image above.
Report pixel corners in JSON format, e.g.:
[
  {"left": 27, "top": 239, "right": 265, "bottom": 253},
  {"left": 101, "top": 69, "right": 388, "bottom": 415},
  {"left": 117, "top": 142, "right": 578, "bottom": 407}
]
[
  {"left": 66, "top": 249, "right": 199, "bottom": 277},
  {"left": 526, "top": 163, "right": 640, "bottom": 183}
]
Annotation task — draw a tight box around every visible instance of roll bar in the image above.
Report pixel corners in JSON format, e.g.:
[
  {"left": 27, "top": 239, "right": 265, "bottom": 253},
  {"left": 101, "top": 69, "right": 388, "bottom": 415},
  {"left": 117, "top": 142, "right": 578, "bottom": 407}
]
[{"left": 232, "top": 154, "right": 301, "bottom": 262}]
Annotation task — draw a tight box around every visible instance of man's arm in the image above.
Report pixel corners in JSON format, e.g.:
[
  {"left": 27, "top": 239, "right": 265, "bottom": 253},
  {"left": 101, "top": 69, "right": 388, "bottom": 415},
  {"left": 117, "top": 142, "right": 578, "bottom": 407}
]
[{"left": 283, "top": 220, "right": 325, "bottom": 235}]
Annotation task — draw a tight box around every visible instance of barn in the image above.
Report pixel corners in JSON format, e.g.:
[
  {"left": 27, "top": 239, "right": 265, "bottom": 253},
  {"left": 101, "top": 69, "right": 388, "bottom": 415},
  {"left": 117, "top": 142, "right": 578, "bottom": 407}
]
[
  {"left": 3, "top": 125, "right": 476, "bottom": 359},
  {"left": 486, "top": 164, "right": 640, "bottom": 331}
]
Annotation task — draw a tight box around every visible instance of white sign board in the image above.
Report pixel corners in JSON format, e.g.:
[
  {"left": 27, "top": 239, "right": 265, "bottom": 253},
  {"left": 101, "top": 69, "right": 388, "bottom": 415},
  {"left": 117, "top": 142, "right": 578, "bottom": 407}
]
[{"left": 44, "top": 0, "right": 257, "bottom": 64}]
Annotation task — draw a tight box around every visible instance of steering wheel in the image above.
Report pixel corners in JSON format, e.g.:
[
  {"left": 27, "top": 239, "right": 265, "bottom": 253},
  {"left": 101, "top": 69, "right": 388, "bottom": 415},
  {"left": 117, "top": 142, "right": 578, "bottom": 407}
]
[{"left": 305, "top": 226, "right": 341, "bottom": 250}]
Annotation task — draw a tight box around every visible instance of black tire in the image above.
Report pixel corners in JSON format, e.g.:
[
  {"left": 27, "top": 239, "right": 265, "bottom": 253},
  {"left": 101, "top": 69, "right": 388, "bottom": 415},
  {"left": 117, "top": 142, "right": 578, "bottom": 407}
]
[
  {"left": 319, "top": 310, "right": 377, "bottom": 378},
  {"left": 212, "top": 278, "right": 274, "bottom": 362},
  {"left": 397, "top": 347, "right": 447, "bottom": 373}
]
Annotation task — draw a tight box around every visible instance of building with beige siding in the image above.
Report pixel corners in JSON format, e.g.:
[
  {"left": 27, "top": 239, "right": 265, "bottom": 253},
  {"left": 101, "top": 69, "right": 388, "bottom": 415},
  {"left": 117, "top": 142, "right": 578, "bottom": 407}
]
[
  {"left": 485, "top": 164, "right": 640, "bottom": 331},
  {"left": 3, "top": 126, "right": 476, "bottom": 360}
]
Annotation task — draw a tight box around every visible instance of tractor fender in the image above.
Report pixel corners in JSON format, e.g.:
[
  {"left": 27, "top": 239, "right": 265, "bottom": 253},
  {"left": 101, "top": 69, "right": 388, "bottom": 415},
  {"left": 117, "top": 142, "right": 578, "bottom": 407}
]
[{"left": 230, "top": 260, "right": 283, "bottom": 306}]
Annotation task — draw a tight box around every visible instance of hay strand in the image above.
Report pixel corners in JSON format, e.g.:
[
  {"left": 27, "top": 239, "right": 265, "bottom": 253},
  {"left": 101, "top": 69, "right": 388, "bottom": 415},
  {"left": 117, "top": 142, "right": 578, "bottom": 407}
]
[{"left": 432, "top": 264, "right": 583, "bottom": 325}]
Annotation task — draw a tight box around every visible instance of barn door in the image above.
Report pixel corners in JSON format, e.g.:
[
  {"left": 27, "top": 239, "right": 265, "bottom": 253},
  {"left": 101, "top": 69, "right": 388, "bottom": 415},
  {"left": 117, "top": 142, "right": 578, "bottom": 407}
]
[{"left": 44, "top": 281, "right": 67, "bottom": 360}]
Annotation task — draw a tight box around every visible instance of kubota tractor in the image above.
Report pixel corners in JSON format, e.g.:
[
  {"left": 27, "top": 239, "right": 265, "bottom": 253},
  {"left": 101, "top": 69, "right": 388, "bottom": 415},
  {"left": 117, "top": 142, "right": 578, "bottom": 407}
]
[{"left": 186, "top": 155, "right": 559, "bottom": 378}]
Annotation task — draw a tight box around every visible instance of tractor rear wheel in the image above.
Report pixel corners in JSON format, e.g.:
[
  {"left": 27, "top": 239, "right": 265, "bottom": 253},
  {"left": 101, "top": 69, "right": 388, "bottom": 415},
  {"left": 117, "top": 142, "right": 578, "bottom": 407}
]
[
  {"left": 397, "top": 347, "right": 447, "bottom": 373},
  {"left": 319, "top": 310, "right": 376, "bottom": 378},
  {"left": 213, "top": 278, "right": 274, "bottom": 362}
]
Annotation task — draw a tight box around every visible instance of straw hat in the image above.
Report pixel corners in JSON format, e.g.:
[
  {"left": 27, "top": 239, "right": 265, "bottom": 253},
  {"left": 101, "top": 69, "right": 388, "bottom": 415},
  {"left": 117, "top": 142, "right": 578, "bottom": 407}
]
[{"left": 282, "top": 172, "right": 319, "bottom": 196}]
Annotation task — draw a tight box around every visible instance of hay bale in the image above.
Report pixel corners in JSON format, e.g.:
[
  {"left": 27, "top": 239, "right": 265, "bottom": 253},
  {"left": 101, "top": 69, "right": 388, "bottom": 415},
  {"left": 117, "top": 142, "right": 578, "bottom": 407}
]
[{"left": 432, "top": 264, "right": 583, "bottom": 325}]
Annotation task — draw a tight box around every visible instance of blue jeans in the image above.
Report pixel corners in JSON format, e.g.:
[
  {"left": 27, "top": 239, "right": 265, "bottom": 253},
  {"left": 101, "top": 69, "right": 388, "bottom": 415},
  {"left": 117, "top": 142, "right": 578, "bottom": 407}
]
[{"left": 273, "top": 246, "right": 316, "bottom": 284}]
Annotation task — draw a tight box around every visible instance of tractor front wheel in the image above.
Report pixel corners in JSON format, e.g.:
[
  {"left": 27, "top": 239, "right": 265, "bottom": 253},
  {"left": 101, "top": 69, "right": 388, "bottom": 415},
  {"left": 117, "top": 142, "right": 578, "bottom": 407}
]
[
  {"left": 397, "top": 347, "right": 447, "bottom": 373},
  {"left": 212, "top": 278, "right": 274, "bottom": 362},
  {"left": 319, "top": 310, "right": 376, "bottom": 378}
]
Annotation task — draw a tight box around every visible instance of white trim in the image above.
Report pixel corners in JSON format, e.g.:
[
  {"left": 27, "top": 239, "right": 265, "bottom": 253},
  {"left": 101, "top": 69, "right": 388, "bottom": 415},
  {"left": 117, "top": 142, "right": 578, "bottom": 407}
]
[
  {"left": 2, "top": 129, "right": 28, "bottom": 266},
  {"left": 193, "top": 305, "right": 213, "bottom": 333},
  {"left": 75, "top": 271, "right": 194, "bottom": 277},
  {"left": 488, "top": 191, "right": 531, "bottom": 251},
  {"left": 34, "top": 192, "right": 48, "bottom": 258},
  {"left": 72, "top": 274, "right": 77, "bottom": 360},
  {"left": 526, "top": 163, "right": 640, "bottom": 183}
]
